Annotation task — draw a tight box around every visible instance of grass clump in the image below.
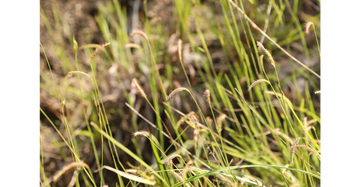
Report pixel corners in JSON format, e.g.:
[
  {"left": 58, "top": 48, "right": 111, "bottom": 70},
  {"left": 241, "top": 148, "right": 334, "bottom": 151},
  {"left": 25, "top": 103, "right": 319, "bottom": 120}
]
[{"left": 40, "top": 0, "right": 320, "bottom": 186}]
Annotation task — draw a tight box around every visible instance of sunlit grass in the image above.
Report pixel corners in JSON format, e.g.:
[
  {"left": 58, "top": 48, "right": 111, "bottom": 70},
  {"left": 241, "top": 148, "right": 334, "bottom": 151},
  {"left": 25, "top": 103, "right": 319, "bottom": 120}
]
[{"left": 40, "top": 0, "right": 320, "bottom": 186}]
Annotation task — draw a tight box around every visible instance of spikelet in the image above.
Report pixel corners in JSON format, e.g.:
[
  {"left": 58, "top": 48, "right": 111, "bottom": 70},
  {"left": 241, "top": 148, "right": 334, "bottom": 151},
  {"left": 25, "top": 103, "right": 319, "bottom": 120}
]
[
  {"left": 290, "top": 137, "right": 301, "bottom": 164},
  {"left": 248, "top": 79, "right": 270, "bottom": 91},
  {"left": 166, "top": 87, "right": 189, "bottom": 101},
  {"left": 175, "top": 111, "right": 196, "bottom": 130},
  {"left": 304, "top": 22, "right": 314, "bottom": 35},
  {"left": 187, "top": 113, "right": 206, "bottom": 131},
  {"left": 133, "top": 131, "right": 146, "bottom": 137},
  {"left": 165, "top": 153, "right": 181, "bottom": 166},
  {"left": 53, "top": 161, "right": 89, "bottom": 182},
  {"left": 216, "top": 114, "right": 226, "bottom": 133},
  {"left": 124, "top": 43, "right": 142, "bottom": 49},
  {"left": 193, "top": 129, "right": 199, "bottom": 143},
  {"left": 257, "top": 41, "right": 275, "bottom": 67},
  {"left": 314, "top": 90, "right": 321, "bottom": 94},
  {"left": 178, "top": 39, "right": 183, "bottom": 62},
  {"left": 68, "top": 71, "right": 95, "bottom": 85},
  {"left": 133, "top": 131, "right": 160, "bottom": 145},
  {"left": 204, "top": 89, "right": 211, "bottom": 105},
  {"left": 189, "top": 113, "right": 199, "bottom": 128},
  {"left": 132, "top": 78, "right": 147, "bottom": 99},
  {"left": 73, "top": 37, "right": 78, "bottom": 52},
  {"left": 91, "top": 42, "right": 110, "bottom": 59},
  {"left": 60, "top": 100, "right": 66, "bottom": 113},
  {"left": 306, "top": 125, "right": 316, "bottom": 131},
  {"left": 130, "top": 30, "right": 148, "bottom": 41}
]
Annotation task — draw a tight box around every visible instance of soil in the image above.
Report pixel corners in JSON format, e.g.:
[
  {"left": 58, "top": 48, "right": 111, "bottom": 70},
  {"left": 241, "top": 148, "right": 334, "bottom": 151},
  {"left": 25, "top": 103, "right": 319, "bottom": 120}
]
[{"left": 40, "top": 0, "right": 320, "bottom": 186}]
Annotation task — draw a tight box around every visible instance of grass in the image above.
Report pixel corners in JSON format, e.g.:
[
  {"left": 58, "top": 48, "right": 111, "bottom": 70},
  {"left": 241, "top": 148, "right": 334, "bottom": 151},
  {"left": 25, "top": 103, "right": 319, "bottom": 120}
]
[{"left": 40, "top": 0, "right": 320, "bottom": 186}]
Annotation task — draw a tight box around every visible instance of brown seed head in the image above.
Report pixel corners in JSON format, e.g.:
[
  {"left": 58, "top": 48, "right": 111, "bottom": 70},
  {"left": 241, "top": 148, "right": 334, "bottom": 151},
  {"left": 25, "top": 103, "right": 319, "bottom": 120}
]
[
  {"left": 130, "top": 30, "right": 148, "bottom": 41},
  {"left": 167, "top": 87, "right": 189, "bottom": 101},
  {"left": 304, "top": 22, "right": 314, "bottom": 35},
  {"left": 204, "top": 89, "right": 211, "bottom": 105},
  {"left": 257, "top": 41, "right": 275, "bottom": 67}
]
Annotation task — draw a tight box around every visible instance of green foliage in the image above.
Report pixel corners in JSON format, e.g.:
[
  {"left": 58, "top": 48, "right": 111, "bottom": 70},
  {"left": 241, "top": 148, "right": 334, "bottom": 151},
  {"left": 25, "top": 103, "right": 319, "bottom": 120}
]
[{"left": 40, "top": 0, "right": 320, "bottom": 186}]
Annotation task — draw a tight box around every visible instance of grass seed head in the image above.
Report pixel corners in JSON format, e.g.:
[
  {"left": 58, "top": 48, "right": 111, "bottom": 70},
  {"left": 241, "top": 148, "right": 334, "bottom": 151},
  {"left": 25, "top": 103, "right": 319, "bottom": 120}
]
[
  {"left": 166, "top": 87, "right": 189, "bottom": 101},
  {"left": 165, "top": 153, "right": 181, "bottom": 166},
  {"left": 204, "top": 89, "right": 211, "bottom": 105},
  {"left": 304, "top": 22, "right": 314, "bottom": 35},
  {"left": 61, "top": 100, "right": 66, "bottom": 113},
  {"left": 178, "top": 39, "right": 183, "bottom": 61},
  {"left": 248, "top": 79, "right": 270, "bottom": 91},
  {"left": 189, "top": 113, "right": 199, "bottom": 126},
  {"left": 176, "top": 111, "right": 195, "bottom": 129},
  {"left": 257, "top": 41, "right": 275, "bottom": 67},
  {"left": 91, "top": 42, "right": 110, "bottom": 59},
  {"left": 73, "top": 37, "right": 78, "bottom": 52},
  {"left": 130, "top": 30, "right": 148, "bottom": 41},
  {"left": 67, "top": 71, "right": 95, "bottom": 85},
  {"left": 53, "top": 161, "right": 89, "bottom": 183},
  {"left": 216, "top": 114, "right": 226, "bottom": 133},
  {"left": 132, "top": 78, "right": 147, "bottom": 99}
]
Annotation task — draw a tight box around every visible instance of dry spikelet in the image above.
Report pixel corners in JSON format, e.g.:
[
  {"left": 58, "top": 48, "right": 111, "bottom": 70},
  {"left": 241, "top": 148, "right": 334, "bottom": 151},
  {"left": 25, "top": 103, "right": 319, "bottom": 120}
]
[
  {"left": 314, "top": 90, "right": 321, "bottom": 94},
  {"left": 167, "top": 87, "right": 189, "bottom": 101},
  {"left": 189, "top": 113, "right": 199, "bottom": 127},
  {"left": 132, "top": 78, "right": 147, "bottom": 99},
  {"left": 188, "top": 113, "right": 206, "bottom": 131},
  {"left": 290, "top": 138, "right": 301, "bottom": 164},
  {"left": 130, "top": 30, "right": 148, "bottom": 41},
  {"left": 165, "top": 153, "right": 181, "bottom": 166},
  {"left": 193, "top": 129, "right": 199, "bottom": 143},
  {"left": 133, "top": 131, "right": 146, "bottom": 137},
  {"left": 304, "top": 22, "right": 314, "bottom": 35},
  {"left": 178, "top": 39, "right": 183, "bottom": 62},
  {"left": 306, "top": 125, "right": 316, "bottom": 131},
  {"left": 176, "top": 111, "right": 196, "bottom": 130},
  {"left": 60, "top": 100, "right": 66, "bottom": 113},
  {"left": 124, "top": 43, "right": 142, "bottom": 49},
  {"left": 53, "top": 161, "right": 89, "bottom": 182},
  {"left": 216, "top": 114, "right": 227, "bottom": 133},
  {"left": 204, "top": 89, "right": 211, "bottom": 105},
  {"left": 68, "top": 71, "right": 95, "bottom": 85},
  {"left": 248, "top": 79, "right": 270, "bottom": 91},
  {"left": 91, "top": 42, "right": 110, "bottom": 59},
  {"left": 133, "top": 131, "right": 160, "bottom": 146},
  {"left": 257, "top": 41, "right": 275, "bottom": 67}
]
